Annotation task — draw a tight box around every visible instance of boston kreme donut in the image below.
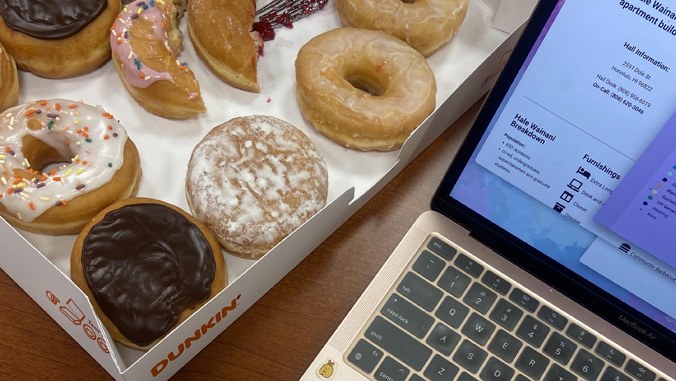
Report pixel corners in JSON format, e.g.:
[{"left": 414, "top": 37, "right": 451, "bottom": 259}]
[
  {"left": 295, "top": 28, "right": 436, "bottom": 151},
  {"left": 0, "top": 100, "right": 141, "bottom": 235},
  {"left": 0, "top": 0, "right": 120, "bottom": 78},
  {"left": 71, "top": 198, "right": 227, "bottom": 350},
  {"left": 336, "top": 0, "right": 468, "bottom": 57},
  {"left": 110, "top": 0, "right": 205, "bottom": 118}
]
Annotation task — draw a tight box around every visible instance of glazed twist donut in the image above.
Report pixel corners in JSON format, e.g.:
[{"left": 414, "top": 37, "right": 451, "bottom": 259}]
[
  {"left": 336, "top": 0, "right": 468, "bottom": 57},
  {"left": 0, "top": 100, "right": 142, "bottom": 235},
  {"left": 295, "top": 28, "right": 437, "bottom": 151}
]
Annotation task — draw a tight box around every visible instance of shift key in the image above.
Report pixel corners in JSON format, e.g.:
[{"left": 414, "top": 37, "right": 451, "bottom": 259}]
[{"left": 365, "top": 316, "right": 433, "bottom": 371}]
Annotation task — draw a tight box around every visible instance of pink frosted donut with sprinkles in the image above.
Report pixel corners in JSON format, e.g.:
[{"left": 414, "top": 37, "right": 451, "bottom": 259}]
[
  {"left": 110, "top": 0, "right": 206, "bottom": 118},
  {"left": 0, "top": 100, "right": 142, "bottom": 235}
]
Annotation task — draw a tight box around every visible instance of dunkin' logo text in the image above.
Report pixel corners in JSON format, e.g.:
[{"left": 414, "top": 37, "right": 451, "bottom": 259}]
[{"left": 151, "top": 295, "right": 242, "bottom": 377}]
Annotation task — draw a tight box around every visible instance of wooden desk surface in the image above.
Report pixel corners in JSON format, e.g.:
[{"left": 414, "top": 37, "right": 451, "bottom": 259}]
[{"left": 0, "top": 101, "right": 482, "bottom": 380}]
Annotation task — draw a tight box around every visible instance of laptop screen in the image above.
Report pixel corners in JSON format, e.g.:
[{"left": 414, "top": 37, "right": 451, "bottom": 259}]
[{"left": 434, "top": 0, "right": 676, "bottom": 359}]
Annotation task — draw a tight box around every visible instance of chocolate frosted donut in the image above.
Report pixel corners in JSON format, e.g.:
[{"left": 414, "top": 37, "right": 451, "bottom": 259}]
[
  {"left": 0, "top": 0, "right": 107, "bottom": 39},
  {"left": 71, "top": 198, "right": 227, "bottom": 351},
  {"left": 0, "top": 0, "right": 120, "bottom": 78}
]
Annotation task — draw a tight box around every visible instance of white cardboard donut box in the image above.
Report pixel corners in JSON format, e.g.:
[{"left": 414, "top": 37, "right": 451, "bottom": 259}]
[{"left": 0, "top": 0, "right": 536, "bottom": 379}]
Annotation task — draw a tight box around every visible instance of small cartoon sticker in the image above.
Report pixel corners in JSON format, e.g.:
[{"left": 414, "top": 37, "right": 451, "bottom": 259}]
[{"left": 318, "top": 360, "right": 335, "bottom": 379}]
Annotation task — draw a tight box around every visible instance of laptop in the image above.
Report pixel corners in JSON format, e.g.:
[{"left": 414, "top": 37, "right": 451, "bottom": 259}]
[{"left": 301, "top": 1, "right": 676, "bottom": 380}]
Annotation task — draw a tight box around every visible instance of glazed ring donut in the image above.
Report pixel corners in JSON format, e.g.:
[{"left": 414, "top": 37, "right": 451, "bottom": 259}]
[
  {"left": 0, "top": 0, "right": 120, "bottom": 78},
  {"left": 295, "top": 28, "right": 436, "bottom": 151},
  {"left": 0, "top": 100, "right": 142, "bottom": 235},
  {"left": 336, "top": 0, "right": 468, "bottom": 57},
  {"left": 186, "top": 115, "right": 328, "bottom": 259},
  {"left": 0, "top": 43, "right": 19, "bottom": 112},
  {"left": 111, "top": 0, "right": 205, "bottom": 118},
  {"left": 71, "top": 197, "right": 227, "bottom": 351}
]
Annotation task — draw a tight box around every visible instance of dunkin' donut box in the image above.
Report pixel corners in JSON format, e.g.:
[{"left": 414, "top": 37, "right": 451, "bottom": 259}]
[{"left": 0, "top": 0, "right": 535, "bottom": 379}]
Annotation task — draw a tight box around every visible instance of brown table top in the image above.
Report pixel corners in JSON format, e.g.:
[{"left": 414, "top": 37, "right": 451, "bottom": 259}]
[{"left": 0, "top": 101, "right": 482, "bottom": 380}]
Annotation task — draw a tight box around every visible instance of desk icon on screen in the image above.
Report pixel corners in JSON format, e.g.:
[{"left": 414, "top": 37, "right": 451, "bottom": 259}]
[{"left": 568, "top": 178, "right": 583, "bottom": 192}]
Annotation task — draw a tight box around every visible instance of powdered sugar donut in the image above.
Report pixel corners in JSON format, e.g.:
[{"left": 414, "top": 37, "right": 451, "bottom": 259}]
[
  {"left": 186, "top": 115, "right": 328, "bottom": 259},
  {"left": 0, "top": 99, "right": 141, "bottom": 235}
]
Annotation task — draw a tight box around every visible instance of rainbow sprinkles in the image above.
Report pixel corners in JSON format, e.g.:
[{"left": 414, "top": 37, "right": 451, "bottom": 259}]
[
  {"left": 0, "top": 100, "right": 128, "bottom": 222},
  {"left": 110, "top": 0, "right": 186, "bottom": 88}
]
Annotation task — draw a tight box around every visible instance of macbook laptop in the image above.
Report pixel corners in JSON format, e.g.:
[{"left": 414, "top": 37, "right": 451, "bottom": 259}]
[{"left": 301, "top": 0, "right": 676, "bottom": 380}]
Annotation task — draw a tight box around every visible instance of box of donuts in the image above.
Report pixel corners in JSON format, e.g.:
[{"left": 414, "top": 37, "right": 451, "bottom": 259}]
[{"left": 0, "top": 0, "right": 534, "bottom": 379}]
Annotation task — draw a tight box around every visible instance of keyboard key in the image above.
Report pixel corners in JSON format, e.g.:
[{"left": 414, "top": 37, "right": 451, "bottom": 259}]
[
  {"left": 347, "top": 339, "right": 383, "bottom": 373},
  {"left": 509, "top": 288, "right": 540, "bottom": 312},
  {"left": 438, "top": 266, "right": 471, "bottom": 297},
  {"left": 461, "top": 313, "right": 496, "bottom": 346},
  {"left": 515, "top": 346, "right": 550, "bottom": 380},
  {"left": 482, "top": 270, "right": 511, "bottom": 295},
  {"left": 459, "top": 372, "right": 479, "bottom": 381},
  {"left": 463, "top": 283, "right": 498, "bottom": 314},
  {"left": 488, "top": 329, "right": 523, "bottom": 363},
  {"left": 427, "top": 237, "right": 457, "bottom": 260},
  {"left": 424, "top": 354, "right": 460, "bottom": 381},
  {"left": 410, "top": 375, "right": 426, "bottom": 381},
  {"left": 566, "top": 323, "right": 597, "bottom": 348},
  {"left": 595, "top": 341, "right": 626, "bottom": 367},
  {"left": 515, "top": 375, "right": 530, "bottom": 381},
  {"left": 571, "top": 349, "right": 604, "bottom": 381},
  {"left": 364, "top": 316, "right": 432, "bottom": 371},
  {"left": 380, "top": 294, "right": 434, "bottom": 339},
  {"left": 374, "top": 357, "right": 409, "bottom": 381},
  {"left": 453, "top": 339, "right": 488, "bottom": 374},
  {"left": 537, "top": 305, "right": 568, "bottom": 330},
  {"left": 455, "top": 253, "right": 485, "bottom": 278},
  {"left": 426, "top": 323, "right": 461, "bottom": 356},
  {"left": 544, "top": 364, "right": 576, "bottom": 381},
  {"left": 489, "top": 299, "right": 523, "bottom": 331},
  {"left": 435, "top": 296, "right": 470, "bottom": 328},
  {"left": 397, "top": 272, "right": 443, "bottom": 312},
  {"left": 600, "top": 367, "right": 632, "bottom": 381},
  {"left": 413, "top": 250, "right": 446, "bottom": 281},
  {"left": 480, "top": 357, "right": 515, "bottom": 381},
  {"left": 543, "top": 332, "right": 577, "bottom": 365},
  {"left": 516, "top": 315, "right": 550, "bottom": 348},
  {"left": 625, "top": 359, "right": 656, "bottom": 381}
]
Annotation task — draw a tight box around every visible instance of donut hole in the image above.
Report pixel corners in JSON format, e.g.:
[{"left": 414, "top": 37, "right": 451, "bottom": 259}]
[
  {"left": 21, "top": 135, "right": 72, "bottom": 175},
  {"left": 345, "top": 72, "right": 386, "bottom": 96}
]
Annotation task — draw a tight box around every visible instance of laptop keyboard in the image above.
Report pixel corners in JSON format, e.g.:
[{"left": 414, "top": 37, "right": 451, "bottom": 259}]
[{"left": 345, "top": 234, "right": 669, "bottom": 381}]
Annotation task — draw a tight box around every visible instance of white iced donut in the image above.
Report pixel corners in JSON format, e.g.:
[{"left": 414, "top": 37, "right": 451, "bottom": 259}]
[{"left": 0, "top": 99, "right": 142, "bottom": 234}]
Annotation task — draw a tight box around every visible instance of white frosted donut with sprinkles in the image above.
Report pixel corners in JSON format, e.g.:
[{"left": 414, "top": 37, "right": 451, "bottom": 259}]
[
  {"left": 0, "top": 99, "right": 142, "bottom": 235},
  {"left": 110, "top": 0, "right": 205, "bottom": 118}
]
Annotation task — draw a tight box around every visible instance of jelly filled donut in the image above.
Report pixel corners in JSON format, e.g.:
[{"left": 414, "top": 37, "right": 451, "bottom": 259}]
[
  {"left": 0, "top": 100, "right": 142, "bottom": 235},
  {"left": 295, "top": 28, "right": 436, "bottom": 151},
  {"left": 71, "top": 197, "right": 227, "bottom": 351},
  {"left": 336, "top": 0, "right": 468, "bottom": 57},
  {"left": 186, "top": 116, "right": 328, "bottom": 259},
  {"left": 111, "top": 0, "right": 205, "bottom": 118},
  {"left": 187, "top": 0, "right": 263, "bottom": 92},
  {"left": 0, "top": 0, "right": 120, "bottom": 78}
]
